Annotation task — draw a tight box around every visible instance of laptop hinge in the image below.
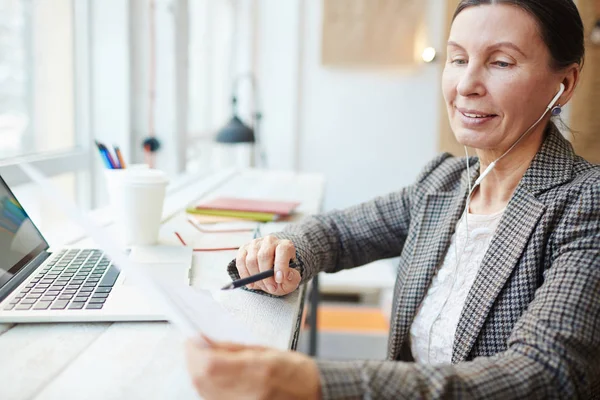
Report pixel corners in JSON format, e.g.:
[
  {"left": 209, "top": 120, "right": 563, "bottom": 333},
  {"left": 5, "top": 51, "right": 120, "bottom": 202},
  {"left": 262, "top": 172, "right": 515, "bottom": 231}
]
[{"left": 0, "top": 251, "right": 50, "bottom": 303}]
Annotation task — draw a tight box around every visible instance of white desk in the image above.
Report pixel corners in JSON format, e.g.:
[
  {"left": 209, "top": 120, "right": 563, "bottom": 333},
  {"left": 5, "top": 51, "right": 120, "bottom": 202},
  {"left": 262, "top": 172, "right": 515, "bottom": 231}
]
[{"left": 0, "top": 168, "right": 325, "bottom": 400}]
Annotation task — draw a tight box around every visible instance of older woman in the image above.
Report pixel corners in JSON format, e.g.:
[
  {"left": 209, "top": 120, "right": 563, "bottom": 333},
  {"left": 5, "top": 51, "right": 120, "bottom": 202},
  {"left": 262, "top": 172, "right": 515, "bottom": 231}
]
[{"left": 185, "top": 0, "right": 600, "bottom": 398}]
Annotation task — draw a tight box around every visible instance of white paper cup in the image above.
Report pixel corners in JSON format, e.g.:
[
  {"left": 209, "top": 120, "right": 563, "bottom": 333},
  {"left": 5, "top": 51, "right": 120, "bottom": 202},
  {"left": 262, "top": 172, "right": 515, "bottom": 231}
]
[{"left": 104, "top": 168, "right": 169, "bottom": 246}]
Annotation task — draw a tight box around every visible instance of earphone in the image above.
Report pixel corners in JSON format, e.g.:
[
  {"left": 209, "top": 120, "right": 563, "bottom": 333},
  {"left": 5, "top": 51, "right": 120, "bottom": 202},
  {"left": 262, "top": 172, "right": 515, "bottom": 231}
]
[
  {"left": 425, "top": 83, "right": 565, "bottom": 364},
  {"left": 472, "top": 83, "right": 565, "bottom": 189}
]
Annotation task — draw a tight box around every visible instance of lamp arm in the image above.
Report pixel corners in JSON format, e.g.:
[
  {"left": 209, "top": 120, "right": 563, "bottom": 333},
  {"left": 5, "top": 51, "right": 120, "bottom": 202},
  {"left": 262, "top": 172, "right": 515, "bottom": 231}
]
[{"left": 231, "top": 72, "right": 262, "bottom": 124}]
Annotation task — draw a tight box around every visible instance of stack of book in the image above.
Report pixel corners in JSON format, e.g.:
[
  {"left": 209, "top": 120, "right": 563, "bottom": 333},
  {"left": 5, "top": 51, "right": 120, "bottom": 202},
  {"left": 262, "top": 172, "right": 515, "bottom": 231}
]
[{"left": 186, "top": 197, "right": 301, "bottom": 222}]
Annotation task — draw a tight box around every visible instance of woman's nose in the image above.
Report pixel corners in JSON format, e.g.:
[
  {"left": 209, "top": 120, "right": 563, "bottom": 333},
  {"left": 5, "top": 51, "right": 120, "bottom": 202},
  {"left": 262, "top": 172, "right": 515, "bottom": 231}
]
[{"left": 456, "top": 65, "right": 486, "bottom": 97}]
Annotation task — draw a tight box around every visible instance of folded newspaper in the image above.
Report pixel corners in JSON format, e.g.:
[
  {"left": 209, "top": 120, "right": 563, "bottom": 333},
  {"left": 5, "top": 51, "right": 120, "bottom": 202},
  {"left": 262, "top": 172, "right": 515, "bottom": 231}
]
[{"left": 19, "top": 163, "right": 260, "bottom": 346}]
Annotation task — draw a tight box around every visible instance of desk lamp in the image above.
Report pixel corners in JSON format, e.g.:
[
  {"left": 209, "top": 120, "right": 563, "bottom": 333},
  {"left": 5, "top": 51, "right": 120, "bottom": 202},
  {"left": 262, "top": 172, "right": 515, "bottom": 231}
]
[{"left": 215, "top": 73, "right": 266, "bottom": 167}]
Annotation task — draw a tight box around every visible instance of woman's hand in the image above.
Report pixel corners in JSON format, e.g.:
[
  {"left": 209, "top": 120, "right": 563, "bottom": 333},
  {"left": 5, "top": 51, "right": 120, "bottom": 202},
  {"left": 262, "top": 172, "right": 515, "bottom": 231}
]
[
  {"left": 185, "top": 338, "right": 322, "bottom": 400},
  {"left": 236, "top": 235, "right": 301, "bottom": 296}
]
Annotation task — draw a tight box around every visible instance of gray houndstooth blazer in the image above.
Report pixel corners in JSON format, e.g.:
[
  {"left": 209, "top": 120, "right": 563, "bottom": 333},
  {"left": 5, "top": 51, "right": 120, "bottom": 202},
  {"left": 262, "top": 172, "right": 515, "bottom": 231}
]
[{"left": 228, "top": 123, "right": 600, "bottom": 399}]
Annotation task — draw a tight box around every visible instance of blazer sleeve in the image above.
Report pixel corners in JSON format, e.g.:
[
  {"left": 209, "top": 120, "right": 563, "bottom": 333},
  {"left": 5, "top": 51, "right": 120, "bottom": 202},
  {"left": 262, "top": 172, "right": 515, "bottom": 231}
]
[
  {"left": 227, "top": 153, "right": 454, "bottom": 286},
  {"left": 268, "top": 153, "right": 453, "bottom": 284},
  {"left": 316, "top": 180, "right": 600, "bottom": 399}
]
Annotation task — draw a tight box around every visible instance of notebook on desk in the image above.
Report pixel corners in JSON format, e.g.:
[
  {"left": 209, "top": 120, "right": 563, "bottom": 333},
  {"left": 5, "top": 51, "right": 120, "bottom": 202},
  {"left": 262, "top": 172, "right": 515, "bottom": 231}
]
[
  {"left": 0, "top": 173, "right": 193, "bottom": 323},
  {"left": 187, "top": 197, "right": 301, "bottom": 222}
]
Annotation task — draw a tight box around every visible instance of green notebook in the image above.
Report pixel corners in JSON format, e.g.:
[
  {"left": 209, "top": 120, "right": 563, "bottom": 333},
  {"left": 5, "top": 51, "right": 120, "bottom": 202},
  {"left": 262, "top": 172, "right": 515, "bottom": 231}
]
[{"left": 185, "top": 207, "right": 280, "bottom": 222}]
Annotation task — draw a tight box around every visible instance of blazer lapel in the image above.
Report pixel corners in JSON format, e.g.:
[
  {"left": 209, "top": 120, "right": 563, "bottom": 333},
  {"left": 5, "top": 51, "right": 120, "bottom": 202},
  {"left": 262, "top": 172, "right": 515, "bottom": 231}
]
[
  {"left": 451, "top": 125, "right": 573, "bottom": 363},
  {"left": 451, "top": 189, "right": 546, "bottom": 363},
  {"left": 388, "top": 183, "right": 468, "bottom": 359}
]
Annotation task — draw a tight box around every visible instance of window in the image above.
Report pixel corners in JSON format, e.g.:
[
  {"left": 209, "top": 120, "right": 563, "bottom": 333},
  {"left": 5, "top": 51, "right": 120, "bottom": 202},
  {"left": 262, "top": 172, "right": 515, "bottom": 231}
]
[{"left": 0, "top": 0, "right": 76, "bottom": 159}]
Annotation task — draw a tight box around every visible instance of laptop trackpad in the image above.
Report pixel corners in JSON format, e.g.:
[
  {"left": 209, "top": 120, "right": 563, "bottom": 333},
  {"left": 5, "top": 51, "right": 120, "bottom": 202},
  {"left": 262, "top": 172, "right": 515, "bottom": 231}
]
[{"left": 125, "top": 245, "right": 193, "bottom": 286}]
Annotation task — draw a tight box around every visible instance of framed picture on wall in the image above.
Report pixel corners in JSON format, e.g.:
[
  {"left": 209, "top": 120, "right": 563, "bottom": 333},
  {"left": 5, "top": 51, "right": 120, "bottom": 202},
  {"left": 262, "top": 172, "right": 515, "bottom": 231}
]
[{"left": 321, "top": 0, "right": 426, "bottom": 67}]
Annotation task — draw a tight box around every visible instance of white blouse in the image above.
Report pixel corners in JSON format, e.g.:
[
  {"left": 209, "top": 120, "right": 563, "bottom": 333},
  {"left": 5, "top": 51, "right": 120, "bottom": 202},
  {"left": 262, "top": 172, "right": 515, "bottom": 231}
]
[{"left": 410, "top": 208, "right": 505, "bottom": 365}]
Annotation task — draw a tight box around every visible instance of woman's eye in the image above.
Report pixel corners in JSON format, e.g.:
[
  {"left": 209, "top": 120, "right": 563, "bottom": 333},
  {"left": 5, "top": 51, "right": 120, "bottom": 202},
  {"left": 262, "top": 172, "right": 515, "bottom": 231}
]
[
  {"left": 493, "top": 61, "right": 511, "bottom": 68},
  {"left": 451, "top": 59, "right": 467, "bottom": 65}
]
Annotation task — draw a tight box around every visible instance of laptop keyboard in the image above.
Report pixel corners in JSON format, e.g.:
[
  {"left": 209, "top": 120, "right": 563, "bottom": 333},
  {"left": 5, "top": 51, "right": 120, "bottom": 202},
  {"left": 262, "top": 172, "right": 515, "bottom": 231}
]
[{"left": 2, "top": 249, "right": 120, "bottom": 311}]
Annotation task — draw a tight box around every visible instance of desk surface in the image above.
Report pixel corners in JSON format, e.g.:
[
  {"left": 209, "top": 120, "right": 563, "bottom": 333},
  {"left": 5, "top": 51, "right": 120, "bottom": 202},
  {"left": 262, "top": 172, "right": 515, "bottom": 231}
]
[{"left": 0, "top": 169, "right": 325, "bottom": 400}]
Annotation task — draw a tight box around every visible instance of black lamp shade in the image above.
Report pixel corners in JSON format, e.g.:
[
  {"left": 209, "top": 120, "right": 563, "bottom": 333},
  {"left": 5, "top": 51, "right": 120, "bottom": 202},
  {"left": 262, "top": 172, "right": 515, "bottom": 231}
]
[{"left": 215, "top": 115, "right": 255, "bottom": 144}]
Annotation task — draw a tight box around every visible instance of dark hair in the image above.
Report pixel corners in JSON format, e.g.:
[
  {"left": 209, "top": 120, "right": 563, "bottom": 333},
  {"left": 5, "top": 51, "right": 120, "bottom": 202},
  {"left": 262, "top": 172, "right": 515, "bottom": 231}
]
[{"left": 452, "top": 0, "right": 585, "bottom": 71}]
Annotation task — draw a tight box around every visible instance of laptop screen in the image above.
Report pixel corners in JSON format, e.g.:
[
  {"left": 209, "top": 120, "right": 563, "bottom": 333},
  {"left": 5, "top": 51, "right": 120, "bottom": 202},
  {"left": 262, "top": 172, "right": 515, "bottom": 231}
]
[{"left": 0, "top": 176, "right": 49, "bottom": 289}]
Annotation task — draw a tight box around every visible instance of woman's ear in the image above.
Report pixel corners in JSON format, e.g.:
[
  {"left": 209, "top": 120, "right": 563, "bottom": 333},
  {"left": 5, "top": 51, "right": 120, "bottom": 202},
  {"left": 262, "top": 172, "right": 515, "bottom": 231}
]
[{"left": 558, "top": 63, "right": 581, "bottom": 106}]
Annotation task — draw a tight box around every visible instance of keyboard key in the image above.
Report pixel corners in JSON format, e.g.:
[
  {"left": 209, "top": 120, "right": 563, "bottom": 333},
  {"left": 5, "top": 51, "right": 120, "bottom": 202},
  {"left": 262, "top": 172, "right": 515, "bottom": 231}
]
[
  {"left": 19, "top": 289, "right": 30, "bottom": 294},
  {"left": 63, "top": 289, "right": 78, "bottom": 295},
  {"left": 73, "top": 296, "right": 89, "bottom": 302},
  {"left": 46, "top": 290, "right": 62, "bottom": 296},
  {"left": 31, "top": 289, "right": 46, "bottom": 294},
  {"left": 88, "top": 297, "right": 106, "bottom": 304},
  {"left": 66, "top": 285, "right": 81, "bottom": 290},
  {"left": 79, "top": 287, "right": 94, "bottom": 292},
  {"left": 86, "top": 303, "right": 103, "bottom": 310},
  {"left": 90, "top": 274, "right": 103, "bottom": 279},
  {"left": 98, "top": 266, "right": 120, "bottom": 287},
  {"left": 86, "top": 278, "right": 100, "bottom": 283},
  {"left": 14, "top": 294, "right": 25, "bottom": 300},
  {"left": 95, "top": 287, "right": 111, "bottom": 294},
  {"left": 50, "top": 285, "right": 66, "bottom": 290},
  {"left": 9, "top": 298, "right": 20, "bottom": 304},
  {"left": 71, "top": 280, "right": 85, "bottom": 285},
  {"left": 37, "top": 284, "right": 50, "bottom": 289},
  {"left": 69, "top": 302, "right": 85, "bottom": 310},
  {"left": 51, "top": 300, "right": 70, "bottom": 310},
  {"left": 59, "top": 294, "right": 74, "bottom": 300},
  {"left": 91, "top": 292, "right": 109, "bottom": 299},
  {"left": 20, "top": 299, "right": 37, "bottom": 305},
  {"left": 16, "top": 304, "right": 32, "bottom": 310},
  {"left": 33, "top": 301, "right": 52, "bottom": 310},
  {"left": 25, "top": 283, "right": 36, "bottom": 289},
  {"left": 25, "top": 294, "right": 42, "bottom": 300},
  {"left": 41, "top": 278, "right": 55, "bottom": 284},
  {"left": 41, "top": 296, "right": 57, "bottom": 302},
  {"left": 3, "top": 304, "right": 15, "bottom": 310},
  {"left": 30, "top": 278, "right": 40, "bottom": 283}
]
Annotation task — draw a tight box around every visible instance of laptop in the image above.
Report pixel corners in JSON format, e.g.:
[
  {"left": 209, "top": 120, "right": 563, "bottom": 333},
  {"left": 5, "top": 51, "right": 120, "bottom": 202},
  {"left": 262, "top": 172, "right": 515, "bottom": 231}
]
[{"left": 0, "top": 174, "right": 193, "bottom": 323}]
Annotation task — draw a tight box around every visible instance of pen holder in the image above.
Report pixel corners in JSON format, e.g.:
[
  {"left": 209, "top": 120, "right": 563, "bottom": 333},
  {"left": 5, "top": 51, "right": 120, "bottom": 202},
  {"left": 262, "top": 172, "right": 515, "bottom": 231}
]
[{"left": 104, "top": 168, "right": 169, "bottom": 246}]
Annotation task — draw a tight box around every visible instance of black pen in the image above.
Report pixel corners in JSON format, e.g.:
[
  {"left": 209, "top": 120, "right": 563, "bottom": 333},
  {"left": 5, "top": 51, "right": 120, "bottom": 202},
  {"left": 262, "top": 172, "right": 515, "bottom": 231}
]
[{"left": 221, "top": 269, "right": 275, "bottom": 290}]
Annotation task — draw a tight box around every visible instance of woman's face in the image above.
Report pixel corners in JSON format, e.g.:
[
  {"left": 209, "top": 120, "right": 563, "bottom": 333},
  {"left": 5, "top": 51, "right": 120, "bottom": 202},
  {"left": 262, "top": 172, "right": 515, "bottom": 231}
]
[{"left": 443, "top": 4, "right": 562, "bottom": 152}]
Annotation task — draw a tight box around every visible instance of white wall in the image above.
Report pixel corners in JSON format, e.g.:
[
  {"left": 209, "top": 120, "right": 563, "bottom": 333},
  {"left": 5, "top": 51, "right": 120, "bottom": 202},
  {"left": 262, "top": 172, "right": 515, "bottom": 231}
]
[{"left": 251, "top": 0, "right": 445, "bottom": 211}]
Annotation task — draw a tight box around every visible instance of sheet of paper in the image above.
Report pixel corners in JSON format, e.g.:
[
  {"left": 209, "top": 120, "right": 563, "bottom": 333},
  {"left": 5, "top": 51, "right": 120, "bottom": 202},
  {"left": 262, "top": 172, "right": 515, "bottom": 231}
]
[
  {"left": 130, "top": 245, "right": 193, "bottom": 264},
  {"left": 18, "top": 163, "right": 261, "bottom": 346},
  {"left": 126, "top": 246, "right": 192, "bottom": 286}
]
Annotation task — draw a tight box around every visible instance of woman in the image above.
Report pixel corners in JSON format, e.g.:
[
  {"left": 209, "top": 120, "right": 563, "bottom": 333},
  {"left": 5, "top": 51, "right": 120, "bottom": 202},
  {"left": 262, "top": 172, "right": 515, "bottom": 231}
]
[{"left": 185, "top": 0, "right": 600, "bottom": 398}]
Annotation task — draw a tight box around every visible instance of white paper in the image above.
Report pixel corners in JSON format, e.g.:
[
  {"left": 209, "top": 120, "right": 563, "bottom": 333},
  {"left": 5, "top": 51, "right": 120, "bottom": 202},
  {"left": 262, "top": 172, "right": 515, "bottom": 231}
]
[
  {"left": 130, "top": 245, "right": 193, "bottom": 264},
  {"left": 18, "top": 162, "right": 261, "bottom": 346}
]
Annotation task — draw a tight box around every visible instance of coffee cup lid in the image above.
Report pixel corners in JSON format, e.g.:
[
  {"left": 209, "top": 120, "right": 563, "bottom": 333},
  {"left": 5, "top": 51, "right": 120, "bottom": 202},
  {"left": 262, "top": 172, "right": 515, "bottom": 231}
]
[{"left": 107, "top": 168, "right": 169, "bottom": 185}]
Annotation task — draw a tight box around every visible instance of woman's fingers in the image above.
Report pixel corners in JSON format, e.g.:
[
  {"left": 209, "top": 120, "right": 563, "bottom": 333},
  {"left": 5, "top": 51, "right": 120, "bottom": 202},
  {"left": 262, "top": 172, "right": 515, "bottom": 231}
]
[
  {"left": 244, "top": 239, "right": 265, "bottom": 291},
  {"left": 235, "top": 236, "right": 299, "bottom": 295},
  {"left": 273, "top": 240, "right": 298, "bottom": 295},
  {"left": 257, "top": 236, "right": 278, "bottom": 292}
]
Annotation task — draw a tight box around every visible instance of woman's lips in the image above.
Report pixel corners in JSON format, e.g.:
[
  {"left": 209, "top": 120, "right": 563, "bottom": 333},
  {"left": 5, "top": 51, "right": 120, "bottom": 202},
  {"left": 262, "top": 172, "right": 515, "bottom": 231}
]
[{"left": 457, "top": 109, "right": 498, "bottom": 127}]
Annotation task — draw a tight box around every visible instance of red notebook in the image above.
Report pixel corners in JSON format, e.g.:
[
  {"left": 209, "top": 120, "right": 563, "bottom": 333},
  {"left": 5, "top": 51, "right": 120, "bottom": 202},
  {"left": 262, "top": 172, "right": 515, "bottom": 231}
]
[{"left": 195, "top": 197, "right": 301, "bottom": 216}]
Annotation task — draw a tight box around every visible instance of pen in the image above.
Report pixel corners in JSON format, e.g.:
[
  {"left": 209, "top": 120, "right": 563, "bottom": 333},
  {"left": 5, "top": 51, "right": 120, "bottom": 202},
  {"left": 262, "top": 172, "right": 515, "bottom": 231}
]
[
  {"left": 114, "top": 146, "right": 126, "bottom": 169},
  {"left": 221, "top": 269, "right": 275, "bottom": 290},
  {"left": 102, "top": 146, "right": 118, "bottom": 169},
  {"left": 95, "top": 141, "right": 115, "bottom": 169}
]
